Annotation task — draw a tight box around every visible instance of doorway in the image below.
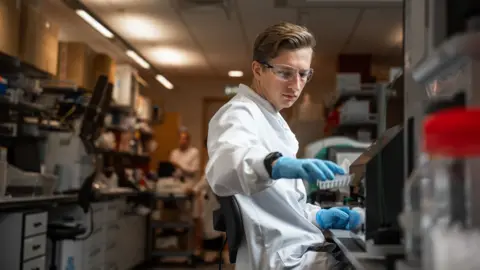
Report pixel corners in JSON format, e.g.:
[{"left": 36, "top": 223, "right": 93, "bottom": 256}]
[{"left": 202, "top": 96, "right": 231, "bottom": 171}]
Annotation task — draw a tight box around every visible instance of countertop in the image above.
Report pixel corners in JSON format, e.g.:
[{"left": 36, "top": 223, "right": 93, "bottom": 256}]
[
  {"left": 0, "top": 189, "right": 143, "bottom": 211},
  {"left": 0, "top": 194, "right": 77, "bottom": 211}
]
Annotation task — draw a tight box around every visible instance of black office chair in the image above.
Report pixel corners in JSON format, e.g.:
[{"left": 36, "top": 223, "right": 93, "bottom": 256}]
[{"left": 213, "top": 195, "right": 245, "bottom": 264}]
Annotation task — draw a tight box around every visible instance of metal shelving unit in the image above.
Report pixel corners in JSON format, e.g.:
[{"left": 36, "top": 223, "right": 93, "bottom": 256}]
[
  {"left": 331, "top": 83, "right": 397, "bottom": 140},
  {"left": 145, "top": 193, "right": 196, "bottom": 266}
]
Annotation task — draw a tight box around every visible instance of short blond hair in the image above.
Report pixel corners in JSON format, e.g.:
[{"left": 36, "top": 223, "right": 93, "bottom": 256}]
[{"left": 253, "top": 22, "right": 316, "bottom": 62}]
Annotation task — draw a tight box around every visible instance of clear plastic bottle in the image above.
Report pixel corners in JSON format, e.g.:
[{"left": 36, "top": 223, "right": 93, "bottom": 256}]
[
  {"left": 402, "top": 154, "right": 429, "bottom": 265},
  {"left": 420, "top": 108, "right": 480, "bottom": 270}
]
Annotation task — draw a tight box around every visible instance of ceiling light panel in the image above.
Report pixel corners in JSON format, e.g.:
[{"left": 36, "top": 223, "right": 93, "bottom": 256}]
[
  {"left": 110, "top": 14, "right": 176, "bottom": 42},
  {"left": 146, "top": 47, "right": 204, "bottom": 67},
  {"left": 156, "top": 75, "right": 174, "bottom": 90},
  {"left": 76, "top": 9, "right": 114, "bottom": 38},
  {"left": 228, "top": 70, "right": 243, "bottom": 77},
  {"left": 126, "top": 50, "right": 150, "bottom": 69}
]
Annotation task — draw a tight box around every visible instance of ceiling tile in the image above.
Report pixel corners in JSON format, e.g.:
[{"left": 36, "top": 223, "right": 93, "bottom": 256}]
[
  {"left": 237, "top": 0, "right": 297, "bottom": 46},
  {"left": 61, "top": 0, "right": 403, "bottom": 77},
  {"left": 305, "top": 8, "right": 362, "bottom": 54},
  {"left": 343, "top": 7, "right": 403, "bottom": 55},
  {"left": 178, "top": 6, "right": 250, "bottom": 75}
]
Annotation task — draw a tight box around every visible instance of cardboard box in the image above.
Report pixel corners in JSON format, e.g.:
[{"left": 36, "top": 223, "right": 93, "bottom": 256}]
[
  {"left": 19, "top": 2, "right": 59, "bottom": 75},
  {"left": 57, "top": 42, "right": 95, "bottom": 88},
  {"left": 0, "top": 0, "right": 21, "bottom": 57},
  {"left": 93, "top": 53, "right": 116, "bottom": 84}
]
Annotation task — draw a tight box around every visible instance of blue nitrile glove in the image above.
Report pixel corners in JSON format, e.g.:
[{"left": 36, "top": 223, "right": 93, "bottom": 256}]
[
  {"left": 271, "top": 157, "right": 345, "bottom": 182},
  {"left": 315, "top": 207, "right": 363, "bottom": 230}
]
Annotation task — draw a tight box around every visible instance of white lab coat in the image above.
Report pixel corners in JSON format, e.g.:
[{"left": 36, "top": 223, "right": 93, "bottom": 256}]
[
  {"left": 169, "top": 146, "right": 200, "bottom": 183},
  {"left": 170, "top": 146, "right": 201, "bottom": 218},
  {"left": 206, "top": 84, "right": 337, "bottom": 270}
]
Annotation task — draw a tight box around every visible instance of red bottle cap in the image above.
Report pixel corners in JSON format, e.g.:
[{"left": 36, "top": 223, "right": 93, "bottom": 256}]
[{"left": 423, "top": 108, "right": 480, "bottom": 157}]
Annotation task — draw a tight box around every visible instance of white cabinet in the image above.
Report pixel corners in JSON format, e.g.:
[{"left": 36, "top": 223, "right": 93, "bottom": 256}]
[
  {"left": 0, "top": 211, "right": 48, "bottom": 270},
  {"left": 51, "top": 199, "right": 146, "bottom": 270}
]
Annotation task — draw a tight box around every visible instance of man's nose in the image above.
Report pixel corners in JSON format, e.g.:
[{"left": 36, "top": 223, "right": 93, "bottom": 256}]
[{"left": 288, "top": 73, "right": 302, "bottom": 90}]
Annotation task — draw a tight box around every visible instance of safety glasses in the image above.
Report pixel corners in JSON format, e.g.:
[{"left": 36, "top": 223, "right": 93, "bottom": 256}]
[{"left": 260, "top": 62, "right": 314, "bottom": 82}]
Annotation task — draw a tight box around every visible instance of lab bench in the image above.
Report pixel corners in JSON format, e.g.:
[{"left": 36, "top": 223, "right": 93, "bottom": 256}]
[
  {"left": 0, "top": 192, "right": 148, "bottom": 270},
  {"left": 328, "top": 229, "right": 390, "bottom": 270},
  {"left": 0, "top": 194, "right": 77, "bottom": 211}
]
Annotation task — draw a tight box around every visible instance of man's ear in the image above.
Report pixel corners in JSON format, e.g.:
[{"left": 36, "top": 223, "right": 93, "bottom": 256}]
[{"left": 252, "top": 61, "right": 262, "bottom": 80}]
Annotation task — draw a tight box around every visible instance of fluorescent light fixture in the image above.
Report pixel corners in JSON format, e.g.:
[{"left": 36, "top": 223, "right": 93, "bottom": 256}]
[
  {"left": 76, "top": 9, "right": 114, "bottom": 38},
  {"left": 228, "top": 70, "right": 243, "bottom": 77},
  {"left": 126, "top": 50, "right": 150, "bottom": 69},
  {"left": 156, "top": 75, "right": 174, "bottom": 90}
]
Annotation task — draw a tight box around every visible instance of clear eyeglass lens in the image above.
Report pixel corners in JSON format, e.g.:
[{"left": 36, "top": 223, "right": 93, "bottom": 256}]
[{"left": 271, "top": 66, "right": 313, "bottom": 82}]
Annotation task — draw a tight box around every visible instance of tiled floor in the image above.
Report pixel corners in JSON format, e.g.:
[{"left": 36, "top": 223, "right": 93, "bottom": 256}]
[
  {"left": 144, "top": 265, "right": 234, "bottom": 270},
  {"left": 142, "top": 251, "right": 233, "bottom": 269}
]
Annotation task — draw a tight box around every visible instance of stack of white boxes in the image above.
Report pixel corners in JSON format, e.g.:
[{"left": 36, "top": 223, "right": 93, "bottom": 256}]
[
  {"left": 336, "top": 73, "right": 361, "bottom": 92},
  {"left": 53, "top": 199, "right": 146, "bottom": 270},
  {"left": 336, "top": 73, "right": 372, "bottom": 123}
]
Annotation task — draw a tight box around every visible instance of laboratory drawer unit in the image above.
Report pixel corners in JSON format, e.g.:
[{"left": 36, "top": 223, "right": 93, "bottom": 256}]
[
  {"left": 51, "top": 200, "right": 146, "bottom": 270},
  {"left": 0, "top": 211, "right": 48, "bottom": 270}
]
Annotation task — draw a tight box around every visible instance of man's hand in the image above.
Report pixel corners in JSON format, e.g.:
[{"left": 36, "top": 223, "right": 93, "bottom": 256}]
[
  {"left": 315, "top": 207, "right": 363, "bottom": 230},
  {"left": 272, "top": 157, "right": 345, "bottom": 182}
]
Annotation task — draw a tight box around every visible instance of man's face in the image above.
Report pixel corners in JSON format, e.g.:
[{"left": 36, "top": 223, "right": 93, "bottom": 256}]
[
  {"left": 252, "top": 47, "right": 313, "bottom": 110},
  {"left": 179, "top": 133, "right": 190, "bottom": 149}
]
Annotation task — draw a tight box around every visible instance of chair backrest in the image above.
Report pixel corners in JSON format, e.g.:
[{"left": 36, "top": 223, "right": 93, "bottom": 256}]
[{"left": 213, "top": 195, "right": 244, "bottom": 264}]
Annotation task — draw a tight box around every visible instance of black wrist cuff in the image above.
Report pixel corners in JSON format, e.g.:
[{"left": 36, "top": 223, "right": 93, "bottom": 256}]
[{"left": 264, "top": 152, "right": 283, "bottom": 178}]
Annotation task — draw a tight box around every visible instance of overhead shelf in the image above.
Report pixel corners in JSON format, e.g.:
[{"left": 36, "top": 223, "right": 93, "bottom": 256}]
[
  {"left": 0, "top": 52, "right": 52, "bottom": 79},
  {"left": 0, "top": 96, "right": 49, "bottom": 115},
  {"left": 334, "top": 120, "right": 378, "bottom": 138},
  {"left": 42, "top": 86, "right": 88, "bottom": 95}
]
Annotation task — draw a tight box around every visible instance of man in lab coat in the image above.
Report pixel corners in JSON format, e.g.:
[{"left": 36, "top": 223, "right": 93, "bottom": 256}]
[
  {"left": 169, "top": 130, "right": 205, "bottom": 256},
  {"left": 206, "top": 22, "right": 363, "bottom": 270},
  {"left": 169, "top": 130, "right": 202, "bottom": 219},
  {"left": 169, "top": 130, "right": 200, "bottom": 184}
]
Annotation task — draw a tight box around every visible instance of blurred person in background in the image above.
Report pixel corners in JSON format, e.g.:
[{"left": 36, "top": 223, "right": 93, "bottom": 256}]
[
  {"left": 169, "top": 129, "right": 203, "bottom": 256},
  {"left": 169, "top": 129, "right": 200, "bottom": 184}
]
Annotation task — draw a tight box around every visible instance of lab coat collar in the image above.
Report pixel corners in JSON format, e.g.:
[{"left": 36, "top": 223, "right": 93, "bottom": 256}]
[{"left": 237, "top": 84, "right": 279, "bottom": 114}]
